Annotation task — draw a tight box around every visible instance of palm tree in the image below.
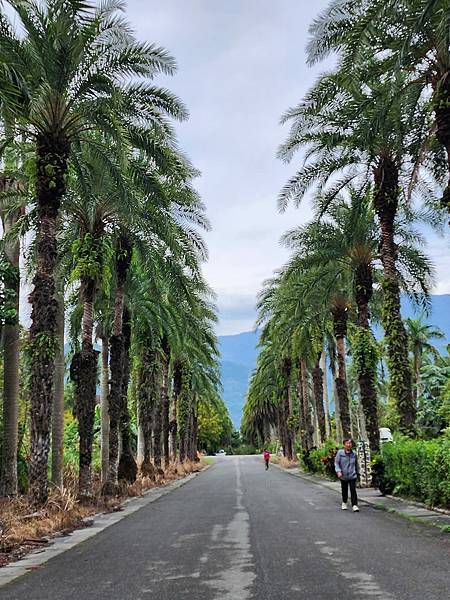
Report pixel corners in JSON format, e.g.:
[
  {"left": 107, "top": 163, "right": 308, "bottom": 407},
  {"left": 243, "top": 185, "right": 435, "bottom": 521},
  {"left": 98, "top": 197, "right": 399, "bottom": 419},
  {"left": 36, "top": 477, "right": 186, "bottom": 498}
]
[
  {"left": 277, "top": 66, "right": 434, "bottom": 435},
  {"left": 405, "top": 315, "right": 444, "bottom": 404},
  {"left": 307, "top": 0, "right": 450, "bottom": 214},
  {"left": 282, "top": 193, "right": 380, "bottom": 450},
  {"left": 0, "top": 0, "right": 186, "bottom": 504},
  {"left": 253, "top": 299, "right": 300, "bottom": 458}
]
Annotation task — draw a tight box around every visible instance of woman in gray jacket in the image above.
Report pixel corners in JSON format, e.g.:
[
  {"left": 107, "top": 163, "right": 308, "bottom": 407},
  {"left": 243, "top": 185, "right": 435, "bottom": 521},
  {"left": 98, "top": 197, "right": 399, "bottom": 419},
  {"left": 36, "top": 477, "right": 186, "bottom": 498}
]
[{"left": 334, "top": 439, "right": 359, "bottom": 512}]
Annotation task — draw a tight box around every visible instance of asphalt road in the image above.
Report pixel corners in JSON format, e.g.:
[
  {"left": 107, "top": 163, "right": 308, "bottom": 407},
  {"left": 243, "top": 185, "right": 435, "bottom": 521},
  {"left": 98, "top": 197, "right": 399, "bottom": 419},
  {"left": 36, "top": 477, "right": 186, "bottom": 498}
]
[{"left": 1, "top": 456, "right": 449, "bottom": 599}]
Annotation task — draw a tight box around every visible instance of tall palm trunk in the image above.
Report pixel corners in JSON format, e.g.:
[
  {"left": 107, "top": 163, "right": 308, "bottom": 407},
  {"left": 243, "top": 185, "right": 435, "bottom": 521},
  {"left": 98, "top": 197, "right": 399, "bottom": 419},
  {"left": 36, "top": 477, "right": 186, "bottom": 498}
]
[
  {"left": 103, "top": 235, "right": 132, "bottom": 495},
  {"left": 311, "top": 356, "right": 326, "bottom": 444},
  {"left": 328, "top": 339, "right": 342, "bottom": 442},
  {"left": 51, "top": 278, "right": 65, "bottom": 488},
  {"left": 299, "top": 357, "right": 314, "bottom": 452},
  {"left": 118, "top": 308, "right": 137, "bottom": 483},
  {"left": 152, "top": 373, "right": 163, "bottom": 470},
  {"left": 138, "top": 346, "right": 158, "bottom": 478},
  {"left": 170, "top": 360, "right": 182, "bottom": 460},
  {"left": 331, "top": 305, "right": 351, "bottom": 440},
  {"left": 160, "top": 337, "right": 170, "bottom": 468},
  {"left": 373, "top": 154, "right": 415, "bottom": 435},
  {"left": 411, "top": 347, "right": 422, "bottom": 407},
  {"left": 296, "top": 364, "right": 305, "bottom": 454},
  {"left": 433, "top": 70, "right": 450, "bottom": 214},
  {"left": 320, "top": 352, "right": 331, "bottom": 438},
  {"left": 0, "top": 203, "right": 20, "bottom": 497},
  {"left": 282, "top": 357, "right": 294, "bottom": 460},
  {"left": 354, "top": 263, "right": 379, "bottom": 453},
  {"left": 70, "top": 277, "right": 98, "bottom": 498},
  {"left": 177, "top": 366, "right": 190, "bottom": 462},
  {"left": 151, "top": 340, "right": 164, "bottom": 469},
  {"left": 187, "top": 398, "right": 198, "bottom": 462},
  {"left": 277, "top": 401, "right": 288, "bottom": 457},
  {"left": 29, "top": 133, "right": 69, "bottom": 505},
  {"left": 100, "top": 332, "right": 109, "bottom": 483}
]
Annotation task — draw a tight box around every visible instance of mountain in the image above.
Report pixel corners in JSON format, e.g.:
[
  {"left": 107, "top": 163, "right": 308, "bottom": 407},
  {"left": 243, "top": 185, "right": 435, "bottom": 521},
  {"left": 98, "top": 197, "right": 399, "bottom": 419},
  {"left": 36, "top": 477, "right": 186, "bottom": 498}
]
[
  {"left": 218, "top": 330, "right": 260, "bottom": 428},
  {"left": 218, "top": 294, "right": 450, "bottom": 429}
]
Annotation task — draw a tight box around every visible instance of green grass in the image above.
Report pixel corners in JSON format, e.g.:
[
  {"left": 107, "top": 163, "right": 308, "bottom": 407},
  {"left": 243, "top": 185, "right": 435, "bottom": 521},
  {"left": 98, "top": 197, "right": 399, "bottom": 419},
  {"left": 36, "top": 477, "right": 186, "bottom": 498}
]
[{"left": 202, "top": 456, "right": 216, "bottom": 465}]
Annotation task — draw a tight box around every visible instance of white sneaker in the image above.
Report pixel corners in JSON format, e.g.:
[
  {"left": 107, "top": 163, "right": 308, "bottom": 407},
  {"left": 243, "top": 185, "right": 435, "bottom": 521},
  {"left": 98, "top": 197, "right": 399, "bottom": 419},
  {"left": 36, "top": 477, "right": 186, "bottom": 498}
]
[
  {"left": 352, "top": 505, "right": 359, "bottom": 512},
  {"left": 341, "top": 502, "right": 348, "bottom": 510}
]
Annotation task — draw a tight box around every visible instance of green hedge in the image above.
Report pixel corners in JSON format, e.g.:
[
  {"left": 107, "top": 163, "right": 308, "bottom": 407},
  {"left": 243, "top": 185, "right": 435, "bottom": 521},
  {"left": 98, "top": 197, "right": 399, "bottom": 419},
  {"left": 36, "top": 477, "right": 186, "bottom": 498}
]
[{"left": 374, "top": 435, "right": 450, "bottom": 509}]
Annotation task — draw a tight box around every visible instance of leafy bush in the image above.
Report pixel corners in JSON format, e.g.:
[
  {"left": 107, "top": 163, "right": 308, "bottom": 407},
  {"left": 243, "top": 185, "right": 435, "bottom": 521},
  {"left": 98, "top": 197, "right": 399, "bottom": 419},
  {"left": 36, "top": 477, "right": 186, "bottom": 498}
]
[
  {"left": 303, "top": 441, "right": 339, "bottom": 479},
  {"left": 232, "top": 444, "right": 259, "bottom": 455},
  {"left": 373, "top": 435, "right": 450, "bottom": 508}
]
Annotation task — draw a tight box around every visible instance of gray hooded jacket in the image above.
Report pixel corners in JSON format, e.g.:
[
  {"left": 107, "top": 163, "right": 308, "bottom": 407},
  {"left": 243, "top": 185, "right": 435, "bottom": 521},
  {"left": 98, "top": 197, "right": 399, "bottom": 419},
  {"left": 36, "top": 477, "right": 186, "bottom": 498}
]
[{"left": 334, "top": 449, "right": 358, "bottom": 481}]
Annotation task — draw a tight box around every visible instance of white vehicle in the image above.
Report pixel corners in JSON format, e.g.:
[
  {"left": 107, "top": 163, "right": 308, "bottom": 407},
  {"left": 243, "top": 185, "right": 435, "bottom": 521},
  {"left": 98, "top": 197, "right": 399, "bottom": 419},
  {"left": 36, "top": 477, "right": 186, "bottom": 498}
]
[
  {"left": 215, "top": 449, "right": 227, "bottom": 456},
  {"left": 379, "top": 427, "right": 393, "bottom": 443}
]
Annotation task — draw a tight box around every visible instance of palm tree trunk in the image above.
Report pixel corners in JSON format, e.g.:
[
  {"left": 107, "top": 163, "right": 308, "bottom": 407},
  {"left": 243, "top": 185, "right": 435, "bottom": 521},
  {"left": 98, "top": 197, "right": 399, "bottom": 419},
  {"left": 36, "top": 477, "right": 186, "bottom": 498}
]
[
  {"left": 282, "top": 357, "right": 294, "bottom": 460},
  {"left": 0, "top": 205, "right": 20, "bottom": 497},
  {"left": 187, "top": 399, "right": 198, "bottom": 462},
  {"left": 51, "top": 280, "right": 65, "bottom": 488},
  {"left": 327, "top": 338, "right": 342, "bottom": 441},
  {"left": 100, "top": 334, "right": 109, "bottom": 483},
  {"left": 103, "top": 235, "right": 132, "bottom": 495},
  {"left": 118, "top": 309, "right": 137, "bottom": 483},
  {"left": 287, "top": 382, "right": 296, "bottom": 459},
  {"left": 277, "top": 401, "right": 288, "bottom": 457},
  {"left": 412, "top": 350, "right": 420, "bottom": 408},
  {"left": 152, "top": 344, "right": 163, "bottom": 470},
  {"left": 161, "top": 337, "right": 170, "bottom": 468},
  {"left": 299, "top": 357, "right": 314, "bottom": 452},
  {"left": 70, "top": 277, "right": 98, "bottom": 498},
  {"left": 373, "top": 155, "right": 415, "bottom": 435},
  {"left": 311, "top": 357, "right": 326, "bottom": 444},
  {"left": 29, "top": 134, "right": 69, "bottom": 505},
  {"left": 138, "top": 346, "right": 157, "bottom": 478},
  {"left": 177, "top": 366, "right": 190, "bottom": 462},
  {"left": 170, "top": 361, "right": 182, "bottom": 460},
  {"left": 331, "top": 306, "right": 351, "bottom": 440},
  {"left": 334, "top": 335, "right": 351, "bottom": 440},
  {"left": 354, "top": 264, "right": 379, "bottom": 453},
  {"left": 152, "top": 391, "right": 163, "bottom": 470},
  {"left": 320, "top": 352, "right": 331, "bottom": 438}
]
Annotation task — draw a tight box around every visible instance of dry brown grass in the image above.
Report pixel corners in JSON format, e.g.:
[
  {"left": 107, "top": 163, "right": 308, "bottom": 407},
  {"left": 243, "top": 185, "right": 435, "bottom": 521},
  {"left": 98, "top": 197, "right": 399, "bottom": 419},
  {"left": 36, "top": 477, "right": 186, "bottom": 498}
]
[
  {"left": 277, "top": 456, "right": 299, "bottom": 469},
  {"left": 0, "top": 460, "right": 206, "bottom": 569}
]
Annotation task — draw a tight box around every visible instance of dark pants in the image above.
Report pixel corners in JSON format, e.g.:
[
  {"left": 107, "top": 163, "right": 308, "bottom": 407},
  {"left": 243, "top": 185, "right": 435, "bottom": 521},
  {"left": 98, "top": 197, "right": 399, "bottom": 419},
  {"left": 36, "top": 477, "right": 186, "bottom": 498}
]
[
  {"left": 341, "top": 479, "right": 358, "bottom": 506},
  {"left": 265, "top": 459, "right": 269, "bottom": 470}
]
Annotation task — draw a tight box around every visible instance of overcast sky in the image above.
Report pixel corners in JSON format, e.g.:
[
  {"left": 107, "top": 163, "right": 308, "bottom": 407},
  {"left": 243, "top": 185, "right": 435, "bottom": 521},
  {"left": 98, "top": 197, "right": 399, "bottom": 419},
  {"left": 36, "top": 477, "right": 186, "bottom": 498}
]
[
  {"left": 10, "top": 1, "right": 450, "bottom": 335},
  {"left": 123, "top": 0, "right": 329, "bottom": 334},
  {"left": 123, "top": 0, "right": 450, "bottom": 335}
]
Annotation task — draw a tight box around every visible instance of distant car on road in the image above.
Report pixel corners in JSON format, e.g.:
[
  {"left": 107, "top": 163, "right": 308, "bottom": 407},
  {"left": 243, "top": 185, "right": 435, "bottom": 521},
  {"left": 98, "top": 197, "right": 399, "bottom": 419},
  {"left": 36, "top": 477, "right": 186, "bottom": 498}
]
[{"left": 215, "top": 449, "right": 227, "bottom": 456}]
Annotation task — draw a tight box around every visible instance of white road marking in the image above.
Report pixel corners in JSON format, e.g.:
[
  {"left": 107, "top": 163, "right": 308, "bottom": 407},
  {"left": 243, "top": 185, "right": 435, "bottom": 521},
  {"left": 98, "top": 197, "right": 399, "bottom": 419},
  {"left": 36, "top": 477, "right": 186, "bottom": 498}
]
[
  {"left": 318, "top": 544, "right": 396, "bottom": 599},
  {"left": 204, "top": 457, "right": 256, "bottom": 600}
]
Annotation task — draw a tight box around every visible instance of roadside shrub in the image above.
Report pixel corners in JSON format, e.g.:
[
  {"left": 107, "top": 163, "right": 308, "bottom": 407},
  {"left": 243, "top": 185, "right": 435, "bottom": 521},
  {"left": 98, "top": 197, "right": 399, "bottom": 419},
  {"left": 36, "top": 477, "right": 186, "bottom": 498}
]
[
  {"left": 373, "top": 435, "right": 450, "bottom": 509},
  {"left": 304, "top": 441, "right": 339, "bottom": 479}
]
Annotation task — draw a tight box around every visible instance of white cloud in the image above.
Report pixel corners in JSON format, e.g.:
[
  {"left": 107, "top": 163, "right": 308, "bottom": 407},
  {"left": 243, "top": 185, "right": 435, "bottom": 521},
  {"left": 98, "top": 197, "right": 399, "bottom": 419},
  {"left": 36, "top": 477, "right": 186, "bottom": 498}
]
[{"left": 125, "top": 0, "right": 329, "bottom": 333}]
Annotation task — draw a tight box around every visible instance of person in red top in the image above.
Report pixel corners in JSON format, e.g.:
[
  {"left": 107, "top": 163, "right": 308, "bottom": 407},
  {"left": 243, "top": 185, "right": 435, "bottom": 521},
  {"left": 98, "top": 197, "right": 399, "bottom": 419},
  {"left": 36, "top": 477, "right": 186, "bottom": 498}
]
[{"left": 263, "top": 449, "right": 270, "bottom": 470}]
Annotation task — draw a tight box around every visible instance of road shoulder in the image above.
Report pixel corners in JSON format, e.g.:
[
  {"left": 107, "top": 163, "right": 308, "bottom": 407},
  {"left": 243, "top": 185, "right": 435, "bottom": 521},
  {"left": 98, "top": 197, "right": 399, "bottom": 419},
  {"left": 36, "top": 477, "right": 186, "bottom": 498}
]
[
  {"left": 0, "top": 468, "right": 209, "bottom": 589},
  {"left": 271, "top": 462, "right": 450, "bottom": 532}
]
